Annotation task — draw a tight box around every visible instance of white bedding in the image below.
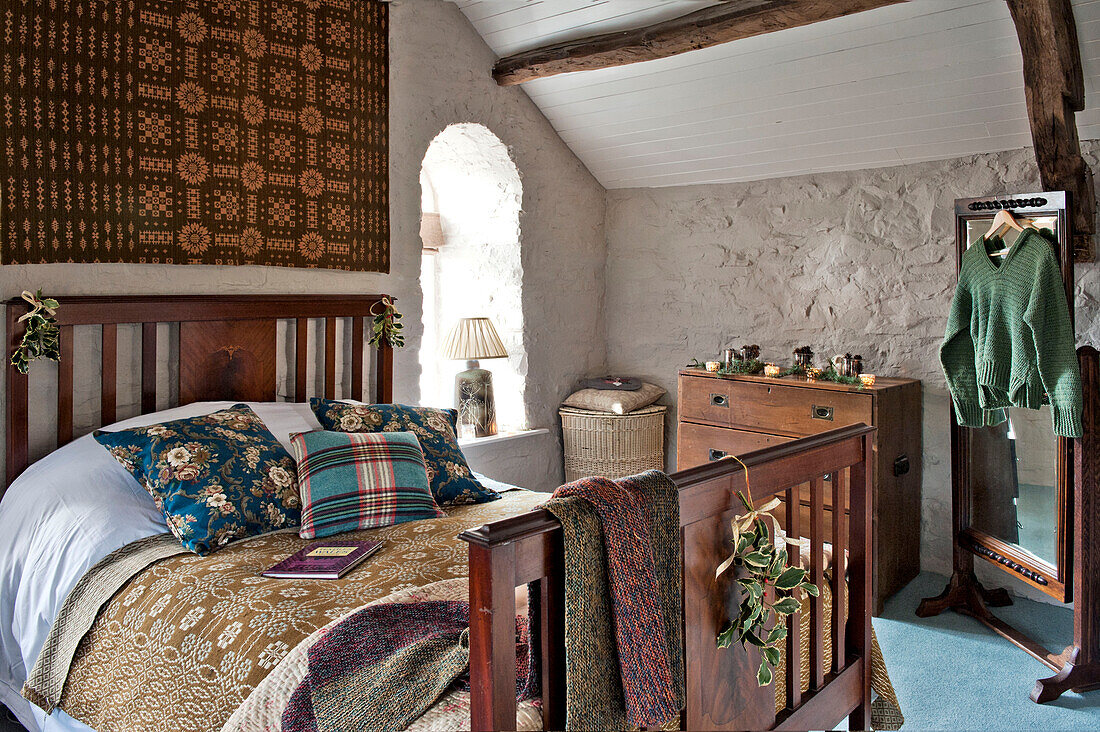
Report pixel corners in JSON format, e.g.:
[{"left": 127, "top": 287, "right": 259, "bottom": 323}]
[
  {"left": 0, "top": 402, "right": 325, "bottom": 732},
  {"left": 0, "top": 401, "right": 521, "bottom": 732}
]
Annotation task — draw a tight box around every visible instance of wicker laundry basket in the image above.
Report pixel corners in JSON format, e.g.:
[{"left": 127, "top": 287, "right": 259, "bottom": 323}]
[{"left": 560, "top": 405, "right": 666, "bottom": 482}]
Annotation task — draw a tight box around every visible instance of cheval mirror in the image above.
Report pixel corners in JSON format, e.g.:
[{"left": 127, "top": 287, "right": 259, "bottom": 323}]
[{"left": 953, "top": 191, "right": 1074, "bottom": 603}]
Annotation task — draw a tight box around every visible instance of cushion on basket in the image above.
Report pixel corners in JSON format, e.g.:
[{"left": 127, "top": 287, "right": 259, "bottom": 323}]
[
  {"left": 291, "top": 430, "right": 445, "bottom": 539},
  {"left": 561, "top": 382, "right": 665, "bottom": 414}
]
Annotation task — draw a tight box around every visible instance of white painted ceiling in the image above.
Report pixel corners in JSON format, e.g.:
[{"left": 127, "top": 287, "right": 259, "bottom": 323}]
[{"left": 453, "top": 0, "right": 1100, "bottom": 188}]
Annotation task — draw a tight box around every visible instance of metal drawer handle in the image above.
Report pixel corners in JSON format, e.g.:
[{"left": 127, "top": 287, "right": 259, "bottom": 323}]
[
  {"left": 709, "top": 448, "right": 728, "bottom": 461},
  {"left": 710, "top": 393, "right": 728, "bottom": 407},
  {"left": 812, "top": 405, "right": 834, "bottom": 421}
]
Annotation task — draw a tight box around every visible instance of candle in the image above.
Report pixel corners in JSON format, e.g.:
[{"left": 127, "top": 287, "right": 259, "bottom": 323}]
[
  {"left": 763, "top": 363, "right": 781, "bottom": 378},
  {"left": 706, "top": 361, "right": 721, "bottom": 372},
  {"left": 807, "top": 367, "right": 822, "bottom": 382},
  {"left": 860, "top": 373, "right": 876, "bottom": 387}
]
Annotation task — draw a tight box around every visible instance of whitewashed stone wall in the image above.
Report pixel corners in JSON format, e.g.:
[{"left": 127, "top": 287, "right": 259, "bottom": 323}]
[
  {"left": 604, "top": 143, "right": 1100, "bottom": 582},
  {"left": 0, "top": 0, "right": 607, "bottom": 493}
]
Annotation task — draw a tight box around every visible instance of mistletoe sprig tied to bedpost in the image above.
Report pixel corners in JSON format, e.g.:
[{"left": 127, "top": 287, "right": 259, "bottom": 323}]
[
  {"left": 10, "top": 290, "right": 61, "bottom": 375},
  {"left": 368, "top": 296, "right": 405, "bottom": 349},
  {"left": 714, "top": 459, "right": 819, "bottom": 687}
]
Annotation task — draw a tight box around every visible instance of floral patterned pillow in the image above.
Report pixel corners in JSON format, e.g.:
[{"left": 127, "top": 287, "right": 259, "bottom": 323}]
[
  {"left": 309, "top": 399, "right": 500, "bottom": 506},
  {"left": 93, "top": 404, "right": 300, "bottom": 555}
]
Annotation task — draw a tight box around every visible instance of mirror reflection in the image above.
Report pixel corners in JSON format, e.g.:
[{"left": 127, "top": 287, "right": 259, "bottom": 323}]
[{"left": 968, "top": 407, "right": 1060, "bottom": 566}]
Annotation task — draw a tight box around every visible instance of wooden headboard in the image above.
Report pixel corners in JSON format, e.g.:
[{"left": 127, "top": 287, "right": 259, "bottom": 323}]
[{"left": 4, "top": 295, "right": 395, "bottom": 491}]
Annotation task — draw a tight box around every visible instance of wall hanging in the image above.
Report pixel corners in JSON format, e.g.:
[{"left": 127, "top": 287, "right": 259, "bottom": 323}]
[{"left": 1, "top": 0, "right": 389, "bottom": 272}]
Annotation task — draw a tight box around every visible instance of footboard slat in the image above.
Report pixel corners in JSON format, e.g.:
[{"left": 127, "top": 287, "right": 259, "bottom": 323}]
[
  {"left": 784, "top": 484, "right": 802, "bottom": 710},
  {"left": 462, "top": 423, "right": 876, "bottom": 732},
  {"left": 831, "top": 468, "right": 846, "bottom": 674},
  {"left": 809, "top": 475, "right": 826, "bottom": 691}
]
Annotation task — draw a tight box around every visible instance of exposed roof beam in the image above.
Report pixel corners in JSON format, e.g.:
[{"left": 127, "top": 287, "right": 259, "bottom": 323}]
[
  {"left": 493, "top": 0, "right": 907, "bottom": 86},
  {"left": 1007, "top": 0, "right": 1094, "bottom": 260}
]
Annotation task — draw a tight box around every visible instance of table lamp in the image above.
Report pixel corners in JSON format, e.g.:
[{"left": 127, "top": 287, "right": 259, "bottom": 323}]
[{"left": 440, "top": 317, "right": 508, "bottom": 437}]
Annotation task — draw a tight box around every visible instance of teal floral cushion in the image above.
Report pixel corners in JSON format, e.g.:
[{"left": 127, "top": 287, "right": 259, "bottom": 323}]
[
  {"left": 93, "top": 404, "right": 300, "bottom": 555},
  {"left": 309, "top": 399, "right": 500, "bottom": 506}
]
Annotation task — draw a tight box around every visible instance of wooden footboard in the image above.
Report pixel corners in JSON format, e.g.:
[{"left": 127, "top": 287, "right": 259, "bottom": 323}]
[{"left": 460, "top": 423, "right": 876, "bottom": 732}]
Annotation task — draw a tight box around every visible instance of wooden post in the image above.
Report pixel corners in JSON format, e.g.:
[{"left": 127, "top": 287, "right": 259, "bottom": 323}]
[
  {"left": 1032, "top": 347, "right": 1100, "bottom": 702},
  {"left": 848, "top": 433, "right": 874, "bottom": 731},
  {"left": 1006, "top": 0, "right": 1095, "bottom": 261},
  {"left": 468, "top": 542, "right": 518, "bottom": 732}
]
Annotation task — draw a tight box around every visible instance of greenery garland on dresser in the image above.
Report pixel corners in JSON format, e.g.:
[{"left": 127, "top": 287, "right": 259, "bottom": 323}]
[
  {"left": 687, "top": 359, "right": 864, "bottom": 387},
  {"left": 369, "top": 296, "right": 405, "bottom": 349},
  {"left": 714, "top": 462, "right": 819, "bottom": 686},
  {"left": 10, "top": 290, "right": 61, "bottom": 374}
]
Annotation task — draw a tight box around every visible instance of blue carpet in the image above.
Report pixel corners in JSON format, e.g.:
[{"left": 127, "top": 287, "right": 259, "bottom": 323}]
[{"left": 874, "top": 572, "right": 1100, "bottom": 730}]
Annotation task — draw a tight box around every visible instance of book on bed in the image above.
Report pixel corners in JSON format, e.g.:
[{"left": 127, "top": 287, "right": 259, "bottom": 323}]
[{"left": 261, "top": 540, "right": 383, "bottom": 579}]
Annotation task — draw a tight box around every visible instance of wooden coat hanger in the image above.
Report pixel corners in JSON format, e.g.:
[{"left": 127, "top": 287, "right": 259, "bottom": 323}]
[{"left": 983, "top": 209, "right": 1034, "bottom": 257}]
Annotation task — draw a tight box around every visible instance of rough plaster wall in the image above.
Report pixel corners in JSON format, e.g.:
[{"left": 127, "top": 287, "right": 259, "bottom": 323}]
[
  {"left": 0, "top": 0, "right": 606, "bottom": 493},
  {"left": 420, "top": 123, "right": 527, "bottom": 431},
  {"left": 604, "top": 144, "right": 1100, "bottom": 590},
  {"left": 390, "top": 0, "right": 606, "bottom": 491}
]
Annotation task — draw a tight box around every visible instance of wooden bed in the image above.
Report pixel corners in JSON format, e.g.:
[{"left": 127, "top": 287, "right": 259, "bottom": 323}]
[{"left": 3, "top": 294, "right": 876, "bottom": 732}]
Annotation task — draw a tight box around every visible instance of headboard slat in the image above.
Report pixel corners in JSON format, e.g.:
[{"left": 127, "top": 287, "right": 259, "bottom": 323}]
[
  {"left": 101, "top": 324, "right": 117, "bottom": 426},
  {"left": 3, "top": 295, "right": 395, "bottom": 496},
  {"left": 142, "top": 323, "right": 157, "bottom": 413},
  {"left": 295, "top": 318, "right": 308, "bottom": 403},
  {"left": 58, "top": 326, "right": 74, "bottom": 446},
  {"left": 351, "top": 317, "right": 365, "bottom": 402},
  {"left": 324, "top": 317, "right": 337, "bottom": 400}
]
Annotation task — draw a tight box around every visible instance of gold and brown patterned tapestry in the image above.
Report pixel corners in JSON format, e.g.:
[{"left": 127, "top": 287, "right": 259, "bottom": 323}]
[{"left": 1, "top": 0, "right": 388, "bottom": 271}]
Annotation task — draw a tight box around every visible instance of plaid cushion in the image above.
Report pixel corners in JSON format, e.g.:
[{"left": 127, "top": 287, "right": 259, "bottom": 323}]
[{"left": 292, "top": 430, "right": 444, "bottom": 539}]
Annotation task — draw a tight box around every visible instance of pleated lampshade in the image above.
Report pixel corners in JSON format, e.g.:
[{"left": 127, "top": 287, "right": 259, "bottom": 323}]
[{"left": 441, "top": 317, "right": 508, "bottom": 360}]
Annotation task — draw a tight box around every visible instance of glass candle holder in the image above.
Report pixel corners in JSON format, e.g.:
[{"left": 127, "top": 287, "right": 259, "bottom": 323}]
[
  {"left": 706, "top": 361, "right": 721, "bottom": 372},
  {"left": 859, "top": 373, "right": 876, "bottom": 387},
  {"left": 806, "top": 367, "right": 822, "bottom": 382},
  {"left": 763, "top": 363, "right": 781, "bottom": 378}
]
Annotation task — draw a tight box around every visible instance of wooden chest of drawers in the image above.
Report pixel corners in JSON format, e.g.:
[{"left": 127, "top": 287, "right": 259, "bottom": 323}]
[{"left": 677, "top": 370, "right": 922, "bottom": 614}]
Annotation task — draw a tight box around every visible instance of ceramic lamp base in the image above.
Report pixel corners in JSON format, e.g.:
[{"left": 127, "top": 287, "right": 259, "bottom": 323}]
[{"left": 454, "top": 361, "right": 497, "bottom": 438}]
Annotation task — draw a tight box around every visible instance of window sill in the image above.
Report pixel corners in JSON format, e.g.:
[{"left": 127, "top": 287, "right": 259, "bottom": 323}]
[{"left": 458, "top": 427, "right": 549, "bottom": 448}]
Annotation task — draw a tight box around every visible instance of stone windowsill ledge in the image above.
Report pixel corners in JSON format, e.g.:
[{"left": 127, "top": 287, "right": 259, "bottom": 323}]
[{"left": 458, "top": 427, "right": 549, "bottom": 448}]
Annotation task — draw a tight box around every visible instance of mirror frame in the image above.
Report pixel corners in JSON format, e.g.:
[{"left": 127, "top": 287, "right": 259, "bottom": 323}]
[{"left": 952, "top": 191, "right": 1074, "bottom": 602}]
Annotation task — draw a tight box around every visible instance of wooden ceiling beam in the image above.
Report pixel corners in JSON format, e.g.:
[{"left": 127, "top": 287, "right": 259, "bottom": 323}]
[
  {"left": 492, "top": 0, "right": 907, "bottom": 86},
  {"left": 1007, "top": 0, "right": 1094, "bottom": 261}
]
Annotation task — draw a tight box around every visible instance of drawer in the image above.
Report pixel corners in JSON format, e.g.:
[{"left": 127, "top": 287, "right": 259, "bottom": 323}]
[
  {"left": 679, "top": 376, "right": 736, "bottom": 426},
  {"left": 676, "top": 422, "right": 793, "bottom": 470},
  {"left": 724, "top": 381, "right": 873, "bottom": 436}
]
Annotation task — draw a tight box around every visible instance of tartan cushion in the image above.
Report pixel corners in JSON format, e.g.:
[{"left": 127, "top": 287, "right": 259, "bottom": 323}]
[
  {"left": 291, "top": 430, "right": 445, "bottom": 539},
  {"left": 309, "top": 399, "right": 501, "bottom": 506}
]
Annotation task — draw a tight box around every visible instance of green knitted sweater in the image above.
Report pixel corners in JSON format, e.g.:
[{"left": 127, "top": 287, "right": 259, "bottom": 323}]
[{"left": 940, "top": 228, "right": 1082, "bottom": 438}]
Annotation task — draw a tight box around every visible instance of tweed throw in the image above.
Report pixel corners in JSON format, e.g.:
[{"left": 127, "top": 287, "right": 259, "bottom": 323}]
[
  {"left": 542, "top": 470, "right": 684, "bottom": 730},
  {"left": 48, "top": 489, "right": 545, "bottom": 732},
  {"left": 23, "top": 534, "right": 187, "bottom": 713},
  {"left": 221, "top": 579, "right": 543, "bottom": 732},
  {"left": 940, "top": 228, "right": 1082, "bottom": 436},
  {"left": 291, "top": 430, "right": 444, "bottom": 539},
  {"left": 282, "top": 600, "right": 536, "bottom": 732}
]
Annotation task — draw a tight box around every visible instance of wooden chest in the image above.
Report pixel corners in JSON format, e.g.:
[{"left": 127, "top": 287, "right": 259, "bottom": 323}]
[{"left": 676, "top": 370, "right": 922, "bottom": 614}]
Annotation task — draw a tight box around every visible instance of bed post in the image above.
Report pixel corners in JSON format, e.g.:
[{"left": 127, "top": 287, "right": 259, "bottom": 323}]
[
  {"left": 467, "top": 541, "right": 518, "bottom": 732},
  {"left": 5, "top": 302, "right": 29, "bottom": 491},
  {"left": 848, "top": 430, "right": 874, "bottom": 730}
]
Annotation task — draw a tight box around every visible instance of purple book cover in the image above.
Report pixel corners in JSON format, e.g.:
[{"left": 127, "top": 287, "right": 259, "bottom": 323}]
[{"left": 261, "top": 540, "right": 383, "bottom": 579}]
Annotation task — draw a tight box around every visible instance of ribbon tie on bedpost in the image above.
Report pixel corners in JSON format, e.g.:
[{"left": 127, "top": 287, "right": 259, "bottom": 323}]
[{"left": 542, "top": 470, "right": 684, "bottom": 730}]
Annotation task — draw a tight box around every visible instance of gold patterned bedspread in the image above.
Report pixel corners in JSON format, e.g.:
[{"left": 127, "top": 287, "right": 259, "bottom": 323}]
[{"left": 57, "top": 490, "right": 547, "bottom": 732}]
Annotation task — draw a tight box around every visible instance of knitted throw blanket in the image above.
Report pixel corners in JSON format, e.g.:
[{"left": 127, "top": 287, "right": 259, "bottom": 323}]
[
  {"left": 543, "top": 470, "right": 684, "bottom": 730},
  {"left": 281, "top": 600, "right": 536, "bottom": 732}
]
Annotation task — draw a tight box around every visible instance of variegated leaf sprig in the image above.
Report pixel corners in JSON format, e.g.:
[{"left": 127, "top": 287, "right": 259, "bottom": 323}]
[
  {"left": 714, "top": 458, "right": 820, "bottom": 687},
  {"left": 10, "top": 290, "right": 61, "bottom": 374},
  {"left": 368, "top": 296, "right": 404, "bottom": 349}
]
